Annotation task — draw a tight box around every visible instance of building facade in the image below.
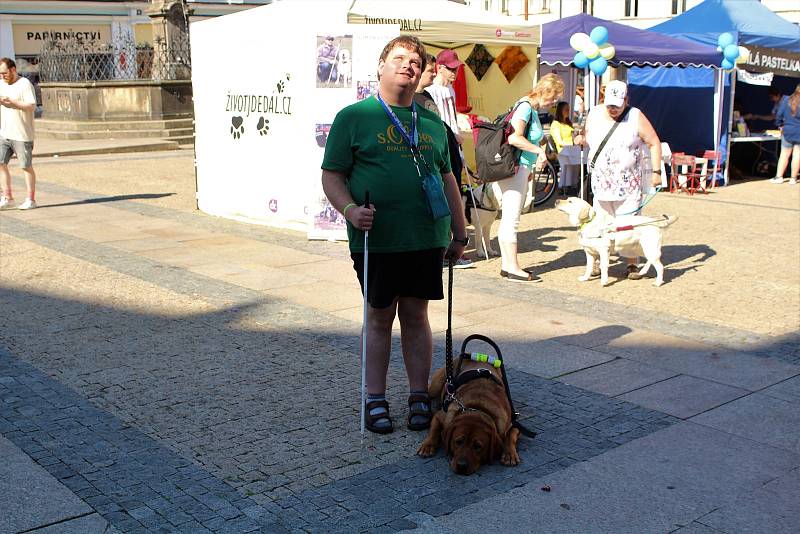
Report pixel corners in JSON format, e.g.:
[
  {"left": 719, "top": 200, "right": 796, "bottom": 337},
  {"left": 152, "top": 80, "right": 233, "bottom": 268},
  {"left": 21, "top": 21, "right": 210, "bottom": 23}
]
[
  {"left": 0, "top": 1, "right": 271, "bottom": 88},
  {"left": 463, "top": 0, "right": 800, "bottom": 26}
]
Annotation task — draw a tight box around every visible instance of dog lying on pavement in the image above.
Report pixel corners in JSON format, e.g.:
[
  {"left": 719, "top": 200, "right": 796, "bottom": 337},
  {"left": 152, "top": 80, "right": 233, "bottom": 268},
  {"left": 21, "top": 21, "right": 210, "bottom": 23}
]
[
  {"left": 416, "top": 362, "right": 522, "bottom": 475},
  {"left": 554, "top": 196, "right": 678, "bottom": 287}
]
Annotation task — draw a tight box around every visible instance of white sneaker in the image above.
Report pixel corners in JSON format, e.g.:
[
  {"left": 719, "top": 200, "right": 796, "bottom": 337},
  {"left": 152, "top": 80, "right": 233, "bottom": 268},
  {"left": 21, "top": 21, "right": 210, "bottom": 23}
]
[
  {"left": 17, "top": 199, "right": 37, "bottom": 210},
  {"left": 769, "top": 177, "right": 784, "bottom": 184},
  {"left": 789, "top": 178, "right": 798, "bottom": 185},
  {"left": 0, "top": 197, "right": 15, "bottom": 210},
  {"left": 450, "top": 257, "right": 475, "bottom": 269}
]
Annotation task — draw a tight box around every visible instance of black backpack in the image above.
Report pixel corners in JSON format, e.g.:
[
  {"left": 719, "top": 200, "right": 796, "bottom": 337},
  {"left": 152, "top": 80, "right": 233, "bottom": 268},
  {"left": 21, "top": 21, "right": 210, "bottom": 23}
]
[{"left": 473, "top": 101, "right": 532, "bottom": 182}]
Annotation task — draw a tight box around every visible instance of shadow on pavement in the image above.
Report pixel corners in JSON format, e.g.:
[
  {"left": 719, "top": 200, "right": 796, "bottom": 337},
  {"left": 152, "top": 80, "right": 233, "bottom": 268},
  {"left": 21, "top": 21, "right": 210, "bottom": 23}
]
[{"left": 38, "top": 193, "right": 176, "bottom": 208}]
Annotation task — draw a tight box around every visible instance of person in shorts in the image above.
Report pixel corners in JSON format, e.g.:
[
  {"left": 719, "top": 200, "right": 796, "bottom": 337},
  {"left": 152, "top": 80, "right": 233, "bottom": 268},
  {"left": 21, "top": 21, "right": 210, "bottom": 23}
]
[
  {"left": 321, "top": 36, "right": 467, "bottom": 434},
  {"left": 0, "top": 57, "right": 37, "bottom": 210}
]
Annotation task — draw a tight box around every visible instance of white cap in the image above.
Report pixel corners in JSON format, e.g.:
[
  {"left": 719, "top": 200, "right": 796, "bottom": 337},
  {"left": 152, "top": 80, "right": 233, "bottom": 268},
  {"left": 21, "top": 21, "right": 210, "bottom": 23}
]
[{"left": 604, "top": 80, "right": 627, "bottom": 107}]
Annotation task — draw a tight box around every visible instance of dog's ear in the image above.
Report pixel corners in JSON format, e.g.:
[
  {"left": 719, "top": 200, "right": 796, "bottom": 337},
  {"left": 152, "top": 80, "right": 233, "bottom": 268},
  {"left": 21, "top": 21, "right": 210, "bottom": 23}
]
[
  {"left": 442, "top": 420, "right": 454, "bottom": 456},
  {"left": 489, "top": 430, "right": 502, "bottom": 463},
  {"left": 578, "top": 206, "right": 590, "bottom": 222}
]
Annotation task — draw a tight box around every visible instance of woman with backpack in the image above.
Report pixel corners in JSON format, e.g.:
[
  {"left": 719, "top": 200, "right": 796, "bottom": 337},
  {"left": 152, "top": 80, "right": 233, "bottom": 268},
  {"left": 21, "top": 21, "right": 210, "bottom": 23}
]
[
  {"left": 771, "top": 84, "right": 800, "bottom": 184},
  {"left": 495, "top": 73, "right": 564, "bottom": 282}
]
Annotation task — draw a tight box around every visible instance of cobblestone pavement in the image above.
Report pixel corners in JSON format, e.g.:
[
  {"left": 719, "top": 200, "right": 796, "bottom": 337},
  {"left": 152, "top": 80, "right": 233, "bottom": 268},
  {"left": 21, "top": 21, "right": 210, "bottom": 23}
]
[{"left": 1, "top": 152, "right": 798, "bottom": 532}]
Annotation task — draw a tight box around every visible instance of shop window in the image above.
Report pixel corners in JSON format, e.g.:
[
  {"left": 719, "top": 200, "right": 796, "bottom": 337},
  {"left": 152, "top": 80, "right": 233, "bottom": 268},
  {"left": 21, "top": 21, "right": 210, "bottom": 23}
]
[
  {"left": 625, "top": 0, "right": 639, "bottom": 17},
  {"left": 581, "top": 0, "right": 593, "bottom": 15}
]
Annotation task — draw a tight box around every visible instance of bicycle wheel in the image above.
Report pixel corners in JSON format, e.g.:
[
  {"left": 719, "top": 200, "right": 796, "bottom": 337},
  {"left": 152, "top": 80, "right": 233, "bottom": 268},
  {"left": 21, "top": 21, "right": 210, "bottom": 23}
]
[{"left": 524, "top": 161, "right": 558, "bottom": 211}]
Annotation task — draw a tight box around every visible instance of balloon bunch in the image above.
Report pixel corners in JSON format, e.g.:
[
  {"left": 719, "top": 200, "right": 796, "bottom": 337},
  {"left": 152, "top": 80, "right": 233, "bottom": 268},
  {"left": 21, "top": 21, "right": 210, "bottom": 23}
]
[
  {"left": 570, "top": 26, "right": 615, "bottom": 76},
  {"left": 716, "top": 32, "right": 750, "bottom": 71}
]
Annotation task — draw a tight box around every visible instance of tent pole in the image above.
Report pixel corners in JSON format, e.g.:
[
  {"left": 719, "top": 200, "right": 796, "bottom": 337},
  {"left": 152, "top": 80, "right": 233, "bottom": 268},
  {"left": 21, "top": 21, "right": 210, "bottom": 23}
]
[{"left": 723, "top": 69, "right": 737, "bottom": 186}]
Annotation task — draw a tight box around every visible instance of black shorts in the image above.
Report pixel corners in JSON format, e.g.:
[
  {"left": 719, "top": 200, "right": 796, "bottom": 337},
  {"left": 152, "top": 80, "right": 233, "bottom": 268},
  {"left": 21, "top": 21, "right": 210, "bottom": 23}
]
[{"left": 351, "top": 248, "right": 446, "bottom": 309}]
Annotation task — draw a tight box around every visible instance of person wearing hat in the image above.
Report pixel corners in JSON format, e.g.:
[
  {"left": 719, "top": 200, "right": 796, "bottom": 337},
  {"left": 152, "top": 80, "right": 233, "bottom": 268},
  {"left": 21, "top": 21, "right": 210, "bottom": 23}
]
[
  {"left": 425, "top": 49, "right": 474, "bottom": 269},
  {"left": 585, "top": 79, "right": 662, "bottom": 280},
  {"left": 317, "top": 36, "right": 338, "bottom": 84},
  {"left": 426, "top": 49, "right": 463, "bottom": 145}
]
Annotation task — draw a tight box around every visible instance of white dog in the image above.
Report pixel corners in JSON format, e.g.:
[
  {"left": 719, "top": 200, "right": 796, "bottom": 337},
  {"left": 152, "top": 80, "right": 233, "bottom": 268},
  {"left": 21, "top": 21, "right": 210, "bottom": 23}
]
[
  {"left": 554, "top": 197, "right": 678, "bottom": 287},
  {"left": 336, "top": 48, "right": 352, "bottom": 86},
  {"left": 463, "top": 182, "right": 499, "bottom": 259}
]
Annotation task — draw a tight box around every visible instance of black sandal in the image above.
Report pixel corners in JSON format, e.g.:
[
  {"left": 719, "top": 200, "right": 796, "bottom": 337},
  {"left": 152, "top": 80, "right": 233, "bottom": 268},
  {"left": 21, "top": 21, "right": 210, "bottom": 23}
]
[
  {"left": 407, "top": 394, "right": 432, "bottom": 431},
  {"left": 365, "top": 399, "right": 393, "bottom": 434},
  {"left": 626, "top": 264, "right": 643, "bottom": 280}
]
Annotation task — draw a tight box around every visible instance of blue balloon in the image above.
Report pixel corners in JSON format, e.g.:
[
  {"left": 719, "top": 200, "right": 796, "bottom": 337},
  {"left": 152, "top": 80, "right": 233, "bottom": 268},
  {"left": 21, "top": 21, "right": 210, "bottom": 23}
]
[
  {"left": 723, "top": 43, "right": 740, "bottom": 61},
  {"left": 717, "top": 32, "right": 735, "bottom": 49},
  {"left": 573, "top": 51, "right": 590, "bottom": 68},
  {"left": 589, "top": 56, "right": 608, "bottom": 76},
  {"left": 721, "top": 58, "right": 735, "bottom": 70},
  {"left": 590, "top": 26, "right": 608, "bottom": 45}
]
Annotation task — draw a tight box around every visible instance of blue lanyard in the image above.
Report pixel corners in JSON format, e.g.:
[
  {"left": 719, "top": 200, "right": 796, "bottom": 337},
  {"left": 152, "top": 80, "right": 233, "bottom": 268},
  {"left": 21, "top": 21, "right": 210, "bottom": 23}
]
[
  {"left": 376, "top": 93, "right": 432, "bottom": 177},
  {"left": 375, "top": 93, "right": 418, "bottom": 151}
]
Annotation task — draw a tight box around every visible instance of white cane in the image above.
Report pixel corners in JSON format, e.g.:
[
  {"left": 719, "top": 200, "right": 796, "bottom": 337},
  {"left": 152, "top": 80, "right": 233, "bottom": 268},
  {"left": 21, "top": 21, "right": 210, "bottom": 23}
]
[{"left": 359, "top": 191, "right": 370, "bottom": 437}]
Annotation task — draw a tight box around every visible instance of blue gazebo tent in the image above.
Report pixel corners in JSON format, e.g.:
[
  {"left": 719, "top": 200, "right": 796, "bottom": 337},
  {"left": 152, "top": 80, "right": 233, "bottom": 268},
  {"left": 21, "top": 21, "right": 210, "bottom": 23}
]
[
  {"left": 650, "top": 0, "right": 800, "bottom": 51},
  {"left": 629, "top": 0, "right": 800, "bottom": 174},
  {"left": 541, "top": 13, "right": 721, "bottom": 68}
]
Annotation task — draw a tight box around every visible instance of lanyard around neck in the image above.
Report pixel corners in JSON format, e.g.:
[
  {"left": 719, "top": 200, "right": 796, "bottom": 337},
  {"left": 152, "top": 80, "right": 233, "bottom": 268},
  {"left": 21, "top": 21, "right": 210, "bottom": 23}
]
[{"left": 376, "top": 93, "right": 418, "bottom": 150}]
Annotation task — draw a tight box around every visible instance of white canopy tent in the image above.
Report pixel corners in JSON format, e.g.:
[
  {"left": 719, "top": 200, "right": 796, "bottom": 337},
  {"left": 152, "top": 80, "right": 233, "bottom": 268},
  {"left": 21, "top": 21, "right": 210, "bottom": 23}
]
[{"left": 191, "top": 0, "right": 541, "bottom": 236}]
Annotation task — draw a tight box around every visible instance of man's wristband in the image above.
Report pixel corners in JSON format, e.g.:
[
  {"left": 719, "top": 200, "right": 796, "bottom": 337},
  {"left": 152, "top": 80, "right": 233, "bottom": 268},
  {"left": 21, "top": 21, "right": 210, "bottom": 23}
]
[
  {"left": 452, "top": 236, "right": 469, "bottom": 246},
  {"left": 342, "top": 202, "right": 356, "bottom": 217}
]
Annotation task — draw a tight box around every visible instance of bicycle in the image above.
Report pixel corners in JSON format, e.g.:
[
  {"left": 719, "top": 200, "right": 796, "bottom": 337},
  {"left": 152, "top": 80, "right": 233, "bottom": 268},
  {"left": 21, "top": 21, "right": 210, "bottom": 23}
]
[{"left": 522, "top": 159, "right": 558, "bottom": 213}]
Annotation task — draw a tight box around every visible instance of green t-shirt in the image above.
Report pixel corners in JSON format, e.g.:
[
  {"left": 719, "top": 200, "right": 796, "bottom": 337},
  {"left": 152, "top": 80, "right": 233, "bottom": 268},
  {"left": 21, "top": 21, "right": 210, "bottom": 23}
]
[{"left": 322, "top": 96, "right": 452, "bottom": 253}]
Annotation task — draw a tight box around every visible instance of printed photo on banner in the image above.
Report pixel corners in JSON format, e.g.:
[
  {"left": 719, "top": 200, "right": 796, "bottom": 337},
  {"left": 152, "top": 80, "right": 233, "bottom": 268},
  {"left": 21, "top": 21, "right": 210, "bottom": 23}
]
[
  {"left": 315, "top": 123, "right": 332, "bottom": 147},
  {"left": 356, "top": 80, "right": 378, "bottom": 101},
  {"left": 316, "top": 34, "right": 353, "bottom": 88},
  {"left": 312, "top": 195, "right": 347, "bottom": 233}
]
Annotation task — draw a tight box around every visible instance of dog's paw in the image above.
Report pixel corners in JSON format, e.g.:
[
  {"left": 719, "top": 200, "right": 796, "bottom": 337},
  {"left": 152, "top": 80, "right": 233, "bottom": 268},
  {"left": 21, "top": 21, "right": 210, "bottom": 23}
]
[
  {"left": 501, "top": 449, "right": 520, "bottom": 466},
  {"left": 653, "top": 279, "right": 665, "bottom": 287},
  {"left": 600, "top": 278, "right": 611, "bottom": 287},
  {"left": 416, "top": 441, "right": 438, "bottom": 458},
  {"left": 578, "top": 275, "right": 591, "bottom": 282}
]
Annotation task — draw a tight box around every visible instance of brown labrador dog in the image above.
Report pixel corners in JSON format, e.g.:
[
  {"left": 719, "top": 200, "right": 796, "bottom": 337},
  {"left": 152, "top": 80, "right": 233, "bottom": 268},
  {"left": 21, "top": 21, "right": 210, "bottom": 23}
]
[{"left": 416, "top": 362, "right": 521, "bottom": 475}]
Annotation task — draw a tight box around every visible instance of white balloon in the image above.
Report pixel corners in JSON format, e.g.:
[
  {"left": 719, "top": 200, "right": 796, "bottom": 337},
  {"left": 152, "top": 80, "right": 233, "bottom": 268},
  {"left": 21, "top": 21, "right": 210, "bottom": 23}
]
[
  {"left": 569, "top": 32, "right": 590, "bottom": 51},
  {"left": 583, "top": 41, "right": 599, "bottom": 59},
  {"left": 599, "top": 43, "right": 616, "bottom": 60},
  {"left": 736, "top": 46, "right": 750, "bottom": 63}
]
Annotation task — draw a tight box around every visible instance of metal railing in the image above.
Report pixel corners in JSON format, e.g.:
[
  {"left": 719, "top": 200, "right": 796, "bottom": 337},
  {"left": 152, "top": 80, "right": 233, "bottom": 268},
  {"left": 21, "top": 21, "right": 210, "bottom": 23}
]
[{"left": 39, "top": 35, "right": 191, "bottom": 83}]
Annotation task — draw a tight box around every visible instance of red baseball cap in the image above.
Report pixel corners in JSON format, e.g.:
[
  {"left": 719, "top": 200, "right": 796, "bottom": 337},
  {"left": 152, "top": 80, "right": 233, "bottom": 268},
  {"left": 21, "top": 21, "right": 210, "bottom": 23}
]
[{"left": 435, "top": 49, "right": 462, "bottom": 69}]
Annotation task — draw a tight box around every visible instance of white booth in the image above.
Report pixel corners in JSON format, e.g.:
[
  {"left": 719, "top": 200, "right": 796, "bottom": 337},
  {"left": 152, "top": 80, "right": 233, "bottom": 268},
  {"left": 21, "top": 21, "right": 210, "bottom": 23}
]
[{"left": 190, "top": 0, "right": 540, "bottom": 239}]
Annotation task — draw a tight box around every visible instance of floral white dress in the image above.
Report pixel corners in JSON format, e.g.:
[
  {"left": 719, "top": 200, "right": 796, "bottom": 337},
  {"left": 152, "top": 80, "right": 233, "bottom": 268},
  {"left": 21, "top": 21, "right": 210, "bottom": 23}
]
[{"left": 586, "top": 106, "right": 645, "bottom": 202}]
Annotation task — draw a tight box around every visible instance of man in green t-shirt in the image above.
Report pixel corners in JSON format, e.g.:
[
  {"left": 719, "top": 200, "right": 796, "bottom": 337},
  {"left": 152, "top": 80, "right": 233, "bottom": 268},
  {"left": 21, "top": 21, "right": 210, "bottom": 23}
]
[{"left": 321, "top": 36, "right": 467, "bottom": 435}]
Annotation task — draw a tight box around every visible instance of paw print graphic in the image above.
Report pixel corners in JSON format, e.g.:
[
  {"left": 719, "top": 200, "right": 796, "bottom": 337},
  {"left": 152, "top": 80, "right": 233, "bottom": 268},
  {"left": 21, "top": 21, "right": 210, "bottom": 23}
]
[
  {"left": 256, "top": 116, "right": 270, "bottom": 136},
  {"left": 285, "top": 73, "right": 291, "bottom": 82},
  {"left": 276, "top": 80, "right": 285, "bottom": 93},
  {"left": 230, "top": 116, "right": 244, "bottom": 139}
]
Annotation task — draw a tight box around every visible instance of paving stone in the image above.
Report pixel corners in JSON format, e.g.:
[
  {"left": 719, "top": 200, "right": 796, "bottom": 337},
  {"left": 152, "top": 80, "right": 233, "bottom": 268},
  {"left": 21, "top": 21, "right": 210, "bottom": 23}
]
[
  {"left": 760, "top": 375, "right": 800, "bottom": 404},
  {"left": 559, "top": 357, "right": 679, "bottom": 397},
  {"left": 618, "top": 375, "right": 749, "bottom": 419},
  {"left": 690, "top": 393, "right": 800, "bottom": 454},
  {"left": 499, "top": 339, "right": 617, "bottom": 379},
  {"left": 699, "top": 467, "right": 800, "bottom": 534},
  {"left": 0, "top": 435, "right": 92, "bottom": 534}
]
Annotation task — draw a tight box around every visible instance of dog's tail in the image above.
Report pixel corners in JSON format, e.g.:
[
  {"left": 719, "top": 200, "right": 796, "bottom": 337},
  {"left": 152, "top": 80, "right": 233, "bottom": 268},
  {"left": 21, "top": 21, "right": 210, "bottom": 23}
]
[{"left": 652, "top": 214, "right": 678, "bottom": 228}]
